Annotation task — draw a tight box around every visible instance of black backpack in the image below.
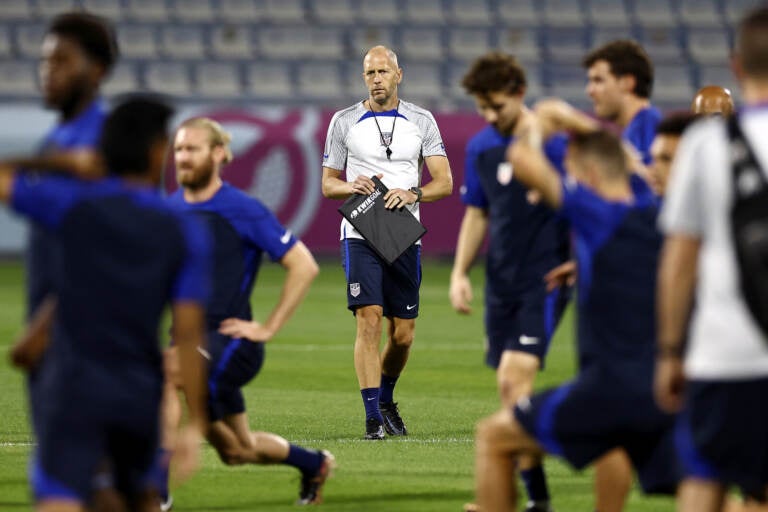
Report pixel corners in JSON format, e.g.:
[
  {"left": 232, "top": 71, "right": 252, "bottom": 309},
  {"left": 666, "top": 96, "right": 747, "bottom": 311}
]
[{"left": 728, "top": 114, "right": 768, "bottom": 339}]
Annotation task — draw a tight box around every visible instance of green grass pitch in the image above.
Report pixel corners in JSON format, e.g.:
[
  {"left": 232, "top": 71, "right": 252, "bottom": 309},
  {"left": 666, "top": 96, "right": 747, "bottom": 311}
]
[{"left": 0, "top": 259, "right": 674, "bottom": 511}]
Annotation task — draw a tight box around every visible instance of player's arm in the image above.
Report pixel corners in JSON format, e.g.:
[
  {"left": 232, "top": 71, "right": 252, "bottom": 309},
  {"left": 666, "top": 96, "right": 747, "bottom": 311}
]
[
  {"left": 219, "top": 241, "right": 319, "bottom": 342},
  {"left": 9, "top": 295, "right": 57, "bottom": 371},
  {"left": 654, "top": 234, "right": 700, "bottom": 413},
  {"left": 449, "top": 206, "right": 488, "bottom": 314},
  {"left": 534, "top": 98, "right": 599, "bottom": 136},
  {"left": 417, "top": 155, "right": 453, "bottom": 203},
  {"left": 0, "top": 164, "right": 14, "bottom": 203},
  {"left": 507, "top": 122, "right": 563, "bottom": 209},
  {"left": 2, "top": 149, "right": 104, "bottom": 179},
  {"left": 322, "top": 166, "right": 382, "bottom": 199}
]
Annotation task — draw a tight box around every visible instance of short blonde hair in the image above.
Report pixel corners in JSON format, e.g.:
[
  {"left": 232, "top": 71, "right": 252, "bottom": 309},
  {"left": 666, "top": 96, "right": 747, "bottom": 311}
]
[{"left": 178, "top": 117, "right": 234, "bottom": 164}]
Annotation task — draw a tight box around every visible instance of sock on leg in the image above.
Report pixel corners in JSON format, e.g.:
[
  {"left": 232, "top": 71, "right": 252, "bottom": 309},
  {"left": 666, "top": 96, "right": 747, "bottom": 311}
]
[
  {"left": 379, "top": 374, "right": 399, "bottom": 404},
  {"left": 521, "top": 465, "right": 550, "bottom": 505},
  {"left": 284, "top": 444, "right": 324, "bottom": 475},
  {"left": 361, "top": 387, "right": 383, "bottom": 422}
]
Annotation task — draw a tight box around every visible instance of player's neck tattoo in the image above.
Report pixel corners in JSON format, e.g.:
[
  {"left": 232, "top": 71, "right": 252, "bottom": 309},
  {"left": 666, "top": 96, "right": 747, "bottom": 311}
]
[{"left": 369, "top": 100, "right": 399, "bottom": 161}]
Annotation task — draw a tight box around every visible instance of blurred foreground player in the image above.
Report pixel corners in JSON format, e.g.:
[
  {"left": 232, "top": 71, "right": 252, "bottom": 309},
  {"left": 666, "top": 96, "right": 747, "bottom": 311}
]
[
  {"left": 691, "top": 85, "right": 734, "bottom": 116},
  {"left": 0, "top": 96, "right": 209, "bottom": 512},
  {"left": 163, "top": 117, "right": 334, "bottom": 506},
  {"left": 473, "top": 100, "right": 678, "bottom": 512}
]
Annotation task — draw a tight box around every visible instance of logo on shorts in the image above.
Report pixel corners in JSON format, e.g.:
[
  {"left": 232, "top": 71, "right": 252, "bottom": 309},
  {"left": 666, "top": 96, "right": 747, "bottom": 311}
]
[
  {"left": 497, "top": 162, "right": 513, "bottom": 186},
  {"left": 406, "top": 304, "right": 417, "bottom": 310},
  {"left": 350, "top": 282, "right": 361, "bottom": 297},
  {"left": 519, "top": 335, "right": 540, "bottom": 346}
]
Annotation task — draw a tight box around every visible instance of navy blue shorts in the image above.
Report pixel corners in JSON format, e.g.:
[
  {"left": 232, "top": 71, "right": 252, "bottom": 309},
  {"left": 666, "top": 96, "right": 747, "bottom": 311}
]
[
  {"left": 485, "top": 285, "right": 570, "bottom": 369},
  {"left": 341, "top": 239, "right": 421, "bottom": 319},
  {"left": 207, "top": 332, "right": 265, "bottom": 422},
  {"left": 675, "top": 377, "right": 768, "bottom": 498},
  {"left": 515, "top": 366, "right": 679, "bottom": 494},
  {"left": 33, "top": 392, "right": 160, "bottom": 504}
]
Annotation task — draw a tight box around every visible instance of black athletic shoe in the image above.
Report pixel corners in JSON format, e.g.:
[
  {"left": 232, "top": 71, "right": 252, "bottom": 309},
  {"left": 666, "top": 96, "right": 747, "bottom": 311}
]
[
  {"left": 524, "top": 501, "right": 553, "bottom": 512},
  {"left": 297, "top": 450, "right": 336, "bottom": 505},
  {"left": 380, "top": 401, "right": 408, "bottom": 436},
  {"left": 364, "top": 417, "right": 385, "bottom": 440}
]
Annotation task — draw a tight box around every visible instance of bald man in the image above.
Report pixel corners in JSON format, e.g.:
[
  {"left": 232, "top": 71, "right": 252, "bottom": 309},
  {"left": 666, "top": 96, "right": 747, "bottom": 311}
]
[
  {"left": 691, "top": 85, "right": 734, "bottom": 116},
  {"left": 321, "top": 46, "right": 453, "bottom": 440}
]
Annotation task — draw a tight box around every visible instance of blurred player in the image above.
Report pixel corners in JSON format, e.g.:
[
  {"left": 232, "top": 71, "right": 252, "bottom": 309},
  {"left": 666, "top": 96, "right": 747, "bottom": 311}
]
[
  {"left": 647, "top": 112, "right": 698, "bottom": 196},
  {"left": 321, "top": 46, "right": 453, "bottom": 440},
  {"left": 450, "top": 52, "right": 570, "bottom": 512},
  {"left": 473, "top": 100, "right": 678, "bottom": 512},
  {"left": 1, "top": 96, "right": 209, "bottom": 512},
  {"left": 691, "top": 85, "right": 734, "bottom": 116},
  {"left": 164, "top": 117, "right": 334, "bottom": 506},
  {"left": 656, "top": 7, "right": 768, "bottom": 511}
]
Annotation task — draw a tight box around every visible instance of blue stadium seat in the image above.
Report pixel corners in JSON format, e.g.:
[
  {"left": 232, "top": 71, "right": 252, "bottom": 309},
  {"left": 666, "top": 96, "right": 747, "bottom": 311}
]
[
  {"left": 448, "top": 28, "right": 491, "bottom": 61},
  {"left": 404, "top": 0, "right": 446, "bottom": 25},
  {"left": 311, "top": 0, "right": 356, "bottom": 25},
  {"left": 586, "top": 0, "right": 630, "bottom": 28},
  {"left": 0, "top": 60, "right": 37, "bottom": 96},
  {"left": 449, "top": 0, "right": 493, "bottom": 26},
  {"left": 219, "top": 0, "right": 264, "bottom": 23},
  {"left": 309, "top": 28, "right": 344, "bottom": 60},
  {"left": 125, "top": 0, "right": 170, "bottom": 22},
  {"left": 82, "top": 0, "right": 124, "bottom": 21},
  {"left": 687, "top": 26, "right": 731, "bottom": 65},
  {"left": 194, "top": 61, "right": 243, "bottom": 98},
  {"left": 631, "top": 0, "right": 678, "bottom": 28},
  {"left": 496, "top": 26, "right": 541, "bottom": 63},
  {"left": 144, "top": 61, "right": 192, "bottom": 97},
  {"left": 160, "top": 25, "right": 206, "bottom": 60},
  {"left": 637, "top": 25, "right": 684, "bottom": 63},
  {"left": 265, "top": 0, "right": 305, "bottom": 24},
  {"left": 591, "top": 26, "right": 641, "bottom": 48},
  {"left": 350, "top": 26, "right": 396, "bottom": 59},
  {"left": 400, "top": 28, "right": 444, "bottom": 61},
  {"left": 724, "top": 0, "right": 763, "bottom": 27},
  {"left": 117, "top": 24, "right": 159, "bottom": 59},
  {"left": 296, "top": 61, "right": 345, "bottom": 101},
  {"left": 398, "top": 61, "right": 443, "bottom": 103},
  {"left": 15, "top": 24, "right": 45, "bottom": 58},
  {"left": 102, "top": 62, "right": 141, "bottom": 96},
  {"left": 169, "top": 0, "right": 215, "bottom": 22},
  {"left": 542, "top": 0, "right": 586, "bottom": 27},
  {"left": 544, "top": 61, "right": 586, "bottom": 105},
  {"left": 497, "top": 0, "right": 540, "bottom": 26},
  {"left": 697, "top": 64, "right": 738, "bottom": 100},
  {"left": 544, "top": 26, "right": 589, "bottom": 61},
  {"left": 358, "top": 0, "right": 400, "bottom": 25},
  {"left": 210, "top": 25, "right": 254, "bottom": 59},
  {"left": 678, "top": 0, "right": 723, "bottom": 28},
  {"left": 0, "top": 0, "right": 31, "bottom": 20},
  {"left": 257, "top": 26, "right": 311, "bottom": 59},
  {"left": 0, "top": 25, "right": 11, "bottom": 58},
  {"left": 246, "top": 61, "right": 293, "bottom": 99},
  {"left": 36, "top": 0, "right": 77, "bottom": 19},
  {"left": 653, "top": 63, "right": 694, "bottom": 106}
]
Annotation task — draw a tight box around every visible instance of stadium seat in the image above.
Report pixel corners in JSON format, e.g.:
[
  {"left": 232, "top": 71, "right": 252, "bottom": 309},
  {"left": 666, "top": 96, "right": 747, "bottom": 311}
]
[
  {"left": 0, "top": 60, "right": 37, "bottom": 96},
  {"left": 194, "top": 62, "right": 243, "bottom": 98},
  {"left": 0, "top": 26, "right": 11, "bottom": 58},
  {"left": 36, "top": 0, "right": 77, "bottom": 19},
  {"left": 102, "top": 62, "right": 141, "bottom": 96},
  {"left": 697, "top": 64, "right": 739, "bottom": 100},
  {"left": 724, "top": 0, "right": 763, "bottom": 27},
  {"left": 169, "top": 0, "right": 215, "bottom": 22},
  {"left": 144, "top": 61, "right": 192, "bottom": 97},
  {"left": 638, "top": 25, "right": 684, "bottom": 63},
  {"left": 125, "top": 0, "right": 170, "bottom": 22},
  {"left": 448, "top": 29, "right": 491, "bottom": 61},
  {"left": 15, "top": 24, "right": 45, "bottom": 58},
  {"left": 678, "top": 0, "right": 723, "bottom": 28},
  {"left": 631, "top": 0, "right": 679, "bottom": 28},
  {"left": 541, "top": 0, "right": 586, "bottom": 27},
  {"left": 398, "top": 62, "right": 443, "bottom": 103},
  {"left": 82, "top": 0, "right": 124, "bottom": 21},
  {"left": 117, "top": 25, "right": 159, "bottom": 59},
  {"left": 400, "top": 28, "right": 444, "bottom": 61},
  {"left": 219, "top": 0, "right": 264, "bottom": 22},
  {"left": 357, "top": 0, "right": 400, "bottom": 25},
  {"left": 497, "top": 0, "right": 540, "bottom": 26},
  {"left": 448, "top": 0, "right": 493, "bottom": 26},
  {"left": 257, "top": 26, "right": 311, "bottom": 59},
  {"left": 496, "top": 26, "right": 541, "bottom": 63},
  {"left": 246, "top": 61, "right": 293, "bottom": 99},
  {"left": 160, "top": 25, "right": 206, "bottom": 60},
  {"left": 310, "top": 0, "right": 356, "bottom": 25},
  {"left": 591, "top": 26, "right": 641, "bottom": 48},
  {"left": 350, "top": 26, "right": 396, "bottom": 59},
  {"left": 266, "top": 0, "right": 305, "bottom": 24},
  {"left": 586, "top": 0, "right": 630, "bottom": 28},
  {"left": 544, "top": 61, "right": 586, "bottom": 105},
  {"left": 544, "top": 26, "right": 588, "bottom": 61},
  {"left": 653, "top": 63, "right": 694, "bottom": 106},
  {"left": 210, "top": 25, "right": 253, "bottom": 59},
  {"left": 687, "top": 27, "right": 732, "bottom": 65},
  {"left": 296, "top": 61, "right": 345, "bottom": 100},
  {"left": 309, "top": 28, "right": 344, "bottom": 60},
  {"left": 404, "top": 0, "right": 446, "bottom": 25},
  {"left": 0, "top": 0, "right": 31, "bottom": 20}
]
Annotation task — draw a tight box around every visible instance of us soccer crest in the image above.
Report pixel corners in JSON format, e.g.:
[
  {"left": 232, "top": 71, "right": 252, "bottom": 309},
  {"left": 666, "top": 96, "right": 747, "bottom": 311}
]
[
  {"left": 350, "top": 282, "right": 361, "bottom": 297},
  {"left": 379, "top": 132, "right": 393, "bottom": 146},
  {"left": 497, "top": 162, "right": 513, "bottom": 186}
]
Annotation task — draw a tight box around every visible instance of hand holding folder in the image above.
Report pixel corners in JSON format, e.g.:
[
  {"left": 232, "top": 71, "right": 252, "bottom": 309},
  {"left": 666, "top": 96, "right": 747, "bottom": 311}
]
[{"left": 338, "top": 176, "right": 427, "bottom": 265}]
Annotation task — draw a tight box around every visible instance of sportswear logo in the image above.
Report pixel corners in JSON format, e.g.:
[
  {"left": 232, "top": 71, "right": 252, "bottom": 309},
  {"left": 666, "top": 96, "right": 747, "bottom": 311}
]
[
  {"left": 406, "top": 304, "right": 417, "bottom": 310},
  {"left": 519, "top": 335, "right": 540, "bottom": 346},
  {"left": 366, "top": 397, "right": 376, "bottom": 401},
  {"left": 497, "top": 162, "right": 513, "bottom": 186},
  {"left": 280, "top": 230, "right": 292, "bottom": 244},
  {"left": 323, "top": 153, "right": 329, "bottom": 159},
  {"left": 197, "top": 346, "right": 211, "bottom": 360},
  {"left": 350, "top": 282, "right": 361, "bottom": 297}
]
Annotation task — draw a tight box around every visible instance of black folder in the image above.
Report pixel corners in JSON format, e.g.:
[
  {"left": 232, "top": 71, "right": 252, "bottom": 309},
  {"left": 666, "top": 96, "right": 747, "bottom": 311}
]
[{"left": 338, "top": 176, "right": 427, "bottom": 264}]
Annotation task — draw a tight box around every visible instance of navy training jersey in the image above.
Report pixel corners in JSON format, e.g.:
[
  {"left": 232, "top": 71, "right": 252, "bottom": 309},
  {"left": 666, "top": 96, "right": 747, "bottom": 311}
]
[
  {"left": 560, "top": 177, "right": 661, "bottom": 387},
  {"left": 26, "top": 99, "right": 108, "bottom": 317},
  {"left": 623, "top": 106, "right": 662, "bottom": 165},
  {"left": 11, "top": 175, "right": 210, "bottom": 400},
  {"left": 167, "top": 182, "right": 297, "bottom": 330},
  {"left": 461, "top": 126, "right": 571, "bottom": 303}
]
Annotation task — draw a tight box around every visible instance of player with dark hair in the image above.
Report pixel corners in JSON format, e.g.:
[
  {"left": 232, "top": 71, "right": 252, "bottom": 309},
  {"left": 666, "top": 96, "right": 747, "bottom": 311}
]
[
  {"left": 583, "top": 39, "right": 660, "bottom": 164},
  {"left": 164, "top": 117, "right": 334, "bottom": 506},
  {"left": 1, "top": 95, "right": 209, "bottom": 512},
  {"left": 451, "top": 52, "right": 570, "bottom": 512},
  {"left": 656, "top": 6, "right": 768, "bottom": 511},
  {"left": 472, "top": 100, "right": 678, "bottom": 512},
  {"left": 648, "top": 112, "right": 698, "bottom": 196},
  {"left": 321, "top": 45, "right": 453, "bottom": 440},
  {"left": 691, "top": 85, "right": 734, "bottom": 116}
]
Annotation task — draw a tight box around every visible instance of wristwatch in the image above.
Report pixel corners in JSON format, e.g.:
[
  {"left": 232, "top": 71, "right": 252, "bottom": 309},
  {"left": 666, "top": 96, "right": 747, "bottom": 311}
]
[{"left": 409, "top": 187, "right": 423, "bottom": 202}]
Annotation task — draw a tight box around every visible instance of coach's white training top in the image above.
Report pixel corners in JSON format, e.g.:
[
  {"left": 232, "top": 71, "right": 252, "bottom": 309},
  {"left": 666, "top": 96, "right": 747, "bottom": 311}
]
[
  {"left": 660, "top": 107, "right": 768, "bottom": 380},
  {"left": 322, "top": 100, "right": 447, "bottom": 241}
]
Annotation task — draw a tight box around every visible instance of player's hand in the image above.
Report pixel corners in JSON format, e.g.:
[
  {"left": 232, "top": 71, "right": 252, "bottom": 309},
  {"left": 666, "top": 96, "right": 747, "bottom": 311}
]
[
  {"left": 218, "top": 318, "right": 274, "bottom": 342},
  {"left": 534, "top": 98, "right": 597, "bottom": 135},
  {"left": 654, "top": 355, "right": 685, "bottom": 413},
  {"left": 543, "top": 260, "right": 577, "bottom": 292},
  {"left": 170, "top": 424, "right": 203, "bottom": 486},
  {"left": 384, "top": 188, "right": 415, "bottom": 209},
  {"left": 449, "top": 274, "right": 473, "bottom": 314},
  {"left": 349, "top": 173, "right": 383, "bottom": 196}
]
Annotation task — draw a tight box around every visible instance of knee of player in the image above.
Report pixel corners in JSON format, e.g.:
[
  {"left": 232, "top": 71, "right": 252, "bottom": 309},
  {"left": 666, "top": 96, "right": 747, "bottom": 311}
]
[
  {"left": 391, "top": 328, "right": 414, "bottom": 347},
  {"left": 356, "top": 307, "right": 383, "bottom": 334}
]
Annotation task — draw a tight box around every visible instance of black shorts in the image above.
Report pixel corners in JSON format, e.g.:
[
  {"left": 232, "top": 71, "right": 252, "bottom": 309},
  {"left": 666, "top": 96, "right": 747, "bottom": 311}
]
[
  {"left": 515, "top": 365, "right": 679, "bottom": 494},
  {"left": 207, "top": 332, "right": 265, "bottom": 422},
  {"left": 341, "top": 238, "right": 421, "bottom": 318},
  {"left": 484, "top": 285, "right": 570, "bottom": 369},
  {"left": 676, "top": 377, "right": 768, "bottom": 498}
]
